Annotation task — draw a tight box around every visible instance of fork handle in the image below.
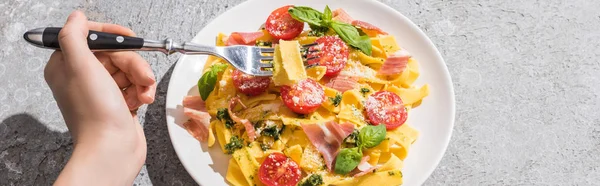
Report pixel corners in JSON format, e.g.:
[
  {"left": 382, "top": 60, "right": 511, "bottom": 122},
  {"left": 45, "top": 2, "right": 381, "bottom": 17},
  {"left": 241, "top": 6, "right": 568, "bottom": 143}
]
[
  {"left": 23, "top": 27, "right": 178, "bottom": 54},
  {"left": 24, "top": 27, "right": 144, "bottom": 50}
]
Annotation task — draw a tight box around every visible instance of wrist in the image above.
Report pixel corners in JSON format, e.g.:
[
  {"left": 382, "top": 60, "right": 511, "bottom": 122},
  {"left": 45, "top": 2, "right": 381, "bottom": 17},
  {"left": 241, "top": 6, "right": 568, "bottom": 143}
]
[{"left": 55, "top": 124, "right": 146, "bottom": 186}]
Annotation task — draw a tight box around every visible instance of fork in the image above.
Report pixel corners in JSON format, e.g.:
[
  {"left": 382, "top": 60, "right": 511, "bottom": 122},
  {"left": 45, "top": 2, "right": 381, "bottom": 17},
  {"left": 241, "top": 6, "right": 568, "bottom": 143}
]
[{"left": 23, "top": 27, "right": 318, "bottom": 77}]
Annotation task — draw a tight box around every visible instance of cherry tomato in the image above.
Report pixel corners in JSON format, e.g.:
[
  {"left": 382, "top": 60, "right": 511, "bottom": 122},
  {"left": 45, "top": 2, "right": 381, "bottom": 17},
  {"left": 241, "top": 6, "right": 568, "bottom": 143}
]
[
  {"left": 265, "top": 5, "right": 305, "bottom": 40},
  {"left": 232, "top": 69, "right": 271, "bottom": 96},
  {"left": 364, "top": 91, "right": 407, "bottom": 130},
  {"left": 259, "top": 152, "right": 302, "bottom": 186},
  {"left": 280, "top": 79, "right": 325, "bottom": 114},
  {"left": 306, "top": 36, "right": 349, "bottom": 77}
]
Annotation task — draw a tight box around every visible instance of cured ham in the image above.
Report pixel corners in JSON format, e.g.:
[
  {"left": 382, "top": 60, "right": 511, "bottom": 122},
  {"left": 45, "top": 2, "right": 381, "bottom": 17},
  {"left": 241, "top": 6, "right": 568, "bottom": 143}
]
[
  {"left": 229, "top": 96, "right": 257, "bottom": 142},
  {"left": 332, "top": 8, "right": 387, "bottom": 36},
  {"left": 183, "top": 120, "right": 209, "bottom": 142},
  {"left": 356, "top": 156, "right": 372, "bottom": 172},
  {"left": 348, "top": 155, "right": 381, "bottom": 177},
  {"left": 351, "top": 20, "right": 388, "bottom": 36},
  {"left": 301, "top": 121, "right": 355, "bottom": 171},
  {"left": 226, "top": 31, "right": 264, "bottom": 46},
  {"left": 377, "top": 50, "right": 411, "bottom": 75},
  {"left": 332, "top": 8, "right": 354, "bottom": 24},
  {"left": 325, "top": 74, "right": 360, "bottom": 92},
  {"left": 182, "top": 96, "right": 211, "bottom": 141}
]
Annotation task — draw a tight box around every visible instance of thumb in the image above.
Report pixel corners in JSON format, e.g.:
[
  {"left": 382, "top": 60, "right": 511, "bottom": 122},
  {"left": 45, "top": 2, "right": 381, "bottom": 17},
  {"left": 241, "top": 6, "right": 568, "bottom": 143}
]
[{"left": 59, "top": 11, "right": 95, "bottom": 64}]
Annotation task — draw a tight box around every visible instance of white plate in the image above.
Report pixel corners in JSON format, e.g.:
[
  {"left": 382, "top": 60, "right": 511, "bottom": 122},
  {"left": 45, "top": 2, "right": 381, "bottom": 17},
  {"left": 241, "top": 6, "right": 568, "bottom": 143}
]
[{"left": 165, "top": 0, "right": 455, "bottom": 185}]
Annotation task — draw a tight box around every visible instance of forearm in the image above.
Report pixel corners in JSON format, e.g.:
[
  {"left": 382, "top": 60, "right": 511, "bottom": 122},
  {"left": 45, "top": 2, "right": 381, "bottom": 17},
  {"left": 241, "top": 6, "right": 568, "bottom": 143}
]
[{"left": 54, "top": 125, "right": 145, "bottom": 186}]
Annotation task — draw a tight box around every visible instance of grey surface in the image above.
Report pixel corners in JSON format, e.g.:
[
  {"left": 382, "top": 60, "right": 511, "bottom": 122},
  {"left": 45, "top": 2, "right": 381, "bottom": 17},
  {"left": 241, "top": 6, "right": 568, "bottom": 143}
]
[{"left": 0, "top": 0, "right": 598, "bottom": 185}]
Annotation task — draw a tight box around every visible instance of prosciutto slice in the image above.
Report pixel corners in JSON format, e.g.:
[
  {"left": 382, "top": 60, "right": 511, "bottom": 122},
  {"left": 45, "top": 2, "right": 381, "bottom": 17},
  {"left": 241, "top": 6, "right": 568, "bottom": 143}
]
[
  {"left": 301, "top": 121, "right": 355, "bottom": 171},
  {"left": 229, "top": 96, "right": 257, "bottom": 142},
  {"left": 377, "top": 50, "right": 411, "bottom": 75},
  {"left": 348, "top": 155, "right": 380, "bottom": 177},
  {"left": 325, "top": 74, "right": 360, "bottom": 92},
  {"left": 226, "top": 31, "right": 264, "bottom": 46},
  {"left": 182, "top": 96, "right": 211, "bottom": 141},
  {"left": 332, "top": 8, "right": 387, "bottom": 36},
  {"left": 332, "top": 8, "right": 354, "bottom": 24},
  {"left": 351, "top": 20, "right": 388, "bottom": 36}
]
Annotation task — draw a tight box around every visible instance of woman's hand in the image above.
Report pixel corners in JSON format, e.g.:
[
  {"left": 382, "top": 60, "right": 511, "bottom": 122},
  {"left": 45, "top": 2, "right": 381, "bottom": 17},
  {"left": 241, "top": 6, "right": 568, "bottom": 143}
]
[{"left": 46, "top": 11, "right": 155, "bottom": 186}]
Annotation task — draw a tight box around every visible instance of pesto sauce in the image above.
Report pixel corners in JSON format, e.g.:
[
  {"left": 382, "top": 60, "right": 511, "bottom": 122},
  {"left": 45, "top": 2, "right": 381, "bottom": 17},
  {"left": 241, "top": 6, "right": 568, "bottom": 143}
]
[
  {"left": 260, "top": 143, "right": 270, "bottom": 151},
  {"left": 225, "top": 136, "right": 244, "bottom": 154},
  {"left": 255, "top": 41, "right": 272, "bottom": 47},
  {"left": 329, "top": 93, "right": 342, "bottom": 107},
  {"left": 299, "top": 174, "right": 324, "bottom": 186},
  {"left": 261, "top": 125, "right": 280, "bottom": 140},
  {"left": 360, "top": 87, "right": 370, "bottom": 97},
  {"left": 216, "top": 108, "right": 235, "bottom": 129}
]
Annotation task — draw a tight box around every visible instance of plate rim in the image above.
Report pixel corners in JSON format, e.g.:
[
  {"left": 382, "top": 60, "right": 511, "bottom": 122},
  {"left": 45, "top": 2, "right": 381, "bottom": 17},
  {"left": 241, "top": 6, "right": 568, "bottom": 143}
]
[{"left": 165, "top": 0, "right": 456, "bottom": 185}]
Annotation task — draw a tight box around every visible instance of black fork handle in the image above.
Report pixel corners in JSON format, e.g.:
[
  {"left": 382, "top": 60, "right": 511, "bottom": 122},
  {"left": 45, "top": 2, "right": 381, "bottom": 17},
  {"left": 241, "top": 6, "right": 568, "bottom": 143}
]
[{"left": 23, "top": 27, "right": 144, "bottom": 50}]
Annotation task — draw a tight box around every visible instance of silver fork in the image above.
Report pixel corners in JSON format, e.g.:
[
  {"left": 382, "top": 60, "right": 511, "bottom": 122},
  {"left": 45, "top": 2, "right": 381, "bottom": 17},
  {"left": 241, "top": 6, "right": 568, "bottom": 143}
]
[
  {"left": 179, "top": 43, "right": 318, "bottom": 76},
  {"left": 23, "top": 27, "right": 318, "bottom": 77}
]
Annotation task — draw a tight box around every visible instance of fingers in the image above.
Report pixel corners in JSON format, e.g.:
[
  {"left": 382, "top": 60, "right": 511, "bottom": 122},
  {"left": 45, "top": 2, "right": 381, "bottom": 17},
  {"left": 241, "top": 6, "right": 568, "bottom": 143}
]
[
  {"left": 58, "top": 11, "right": 97, "bottom": 66},
  {"left": 112, "top": 71, "right": 132, "bottom": 88},
  {"left": 136, "top": 83, "right": 156, "bottom": 104},
  {"left": 107, "top": 52, "right": 155, "bottom": 86},
  {"left": 86, "top": 20, "right": 136, "bottom": 75},
  {"left": 123, "top": 86, "right": 142, "bottom": 110},
  {"left": 123, "top": 83, "right": 155, "bottom": 110},
  {"left": 95, "top": 52, "right": 119, "bottom": 74},
  {"left": 44, "top": 51, "right": 65, "bottom": 84},
  {"left": 121, "top": 83, "right": 155, "bottom": 111},
  {"left": 87, "top": 21, "right": 136, "bottom": 36}
]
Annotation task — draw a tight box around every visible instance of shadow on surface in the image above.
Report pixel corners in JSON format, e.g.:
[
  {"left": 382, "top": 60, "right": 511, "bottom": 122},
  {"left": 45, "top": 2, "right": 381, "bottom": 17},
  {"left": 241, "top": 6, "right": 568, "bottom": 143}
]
[
  {"left": 0, "top": 64, "right": 196, "bottom": 186},
  {"left": 0, "top": 113, "right": 72, "bottom": 186},
  {"left": 143, "top": 64, "right": 197, "bottom": 186}
]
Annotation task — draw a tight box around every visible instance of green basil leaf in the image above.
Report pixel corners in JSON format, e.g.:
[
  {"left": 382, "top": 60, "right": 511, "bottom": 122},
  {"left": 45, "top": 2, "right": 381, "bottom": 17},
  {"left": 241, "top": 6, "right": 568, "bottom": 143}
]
[
  {"left": 330, "top": 21, "right": 357, "bottom": 42},
  {"left": 355, "top": 35, "right": 372, "bottom": 56},
  {"left": 308, "top": 25, "right": 329, "bottom": 37},
  {"left": 358, "top": 124, "right": 387, "bottom": 148},
  {"left": 330, "top": 21, "right": 372, "bottom": 55},
  {"left": 323, "top": 5, "right": 332, "bottom": 24},
  {"left": 288, "top": 6, "right": 324, "bottom": 27},
  {"left": 198, "top": 63, "right": 228, "bottom": 100},
  {"left": 334, "top": 147, "right": 363, "bottom": 174},
  {"left": 198, "top": 71, "right": 216, "bottom": 100},
  {"left": 210, "top": 63, "right": 228, "bottom": 72}
]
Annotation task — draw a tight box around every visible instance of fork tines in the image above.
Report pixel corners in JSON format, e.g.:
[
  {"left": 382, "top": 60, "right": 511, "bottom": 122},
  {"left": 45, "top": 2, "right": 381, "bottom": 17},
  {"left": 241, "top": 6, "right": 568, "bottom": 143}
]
[
  {"left": 259, "top": 43, "right": 320, "bottom": 67},
  {"left": 259, "top": 43, "right": 318, "bottom": 54}
]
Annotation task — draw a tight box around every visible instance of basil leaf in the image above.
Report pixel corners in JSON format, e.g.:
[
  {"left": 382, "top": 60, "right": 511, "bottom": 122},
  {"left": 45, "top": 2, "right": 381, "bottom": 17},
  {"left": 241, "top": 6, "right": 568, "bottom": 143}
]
[
  {"left": 330, "top": 21, "right": 372, "bottom": 56},
  {"left": 355, "top": 35, "right": 373, "bottom": 55},
  {"left": 288, "top": 6, "right": 324, "bottom": 27},
  {"left": 323, "top": 5, "right": 332, "bottom": 25},
  {"left": 198, "top": 63, "right": 228, "bottom": 100},
  {"left": 358, "top": 124, "right": 387, "bottom": 148},
  {"left": 210, "top": 63, "right": 228, "bottom": 72},
  {"left": 198, "top": 71, "right": 216, "bottom": 100},
  {"left": 308, "top": 25, "right": 328, "bottom": 37},
  {"left": 334, "top": 147, "right": 362, "bottom": 174}
]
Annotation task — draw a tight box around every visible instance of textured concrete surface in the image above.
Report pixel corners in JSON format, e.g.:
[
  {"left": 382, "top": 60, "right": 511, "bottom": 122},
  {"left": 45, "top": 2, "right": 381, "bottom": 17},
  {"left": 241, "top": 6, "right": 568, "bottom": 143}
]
[{"left": 0, "top": 0, "right": 599, "bottom": 185}]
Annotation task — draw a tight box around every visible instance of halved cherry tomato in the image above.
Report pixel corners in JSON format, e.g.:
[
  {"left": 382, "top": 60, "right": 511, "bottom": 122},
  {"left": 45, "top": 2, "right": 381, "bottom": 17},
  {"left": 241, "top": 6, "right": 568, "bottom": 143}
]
[
  {"left": 259, "top": 152, "right": 302, "bottom": 186},
  {"left": 306, "top": 36, "right": 349, "bottom": 77},
  {"left": 232, "top": 69, "right": 271, "bottom": 96},
  {"left": 265, "top": 5, "right": 305, "bottom": 40},
  {"left": 280, "top": 79, "right": 325, "bottom": 114},
  {"left": 364, "top": 91, "right": 407, "bottom": 130}
]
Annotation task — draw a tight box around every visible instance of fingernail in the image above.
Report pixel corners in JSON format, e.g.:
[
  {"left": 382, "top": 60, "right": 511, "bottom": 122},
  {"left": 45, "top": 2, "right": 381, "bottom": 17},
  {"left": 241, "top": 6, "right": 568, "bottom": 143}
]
[
  {"left": 126, "top": 97, "right": 138, "bottom": 108},
  {"left": 146, "top": 94, "right": 155, "bottom": 103},
  {"left": 147, "top": 70, "right": 155, "bottom": 82}
]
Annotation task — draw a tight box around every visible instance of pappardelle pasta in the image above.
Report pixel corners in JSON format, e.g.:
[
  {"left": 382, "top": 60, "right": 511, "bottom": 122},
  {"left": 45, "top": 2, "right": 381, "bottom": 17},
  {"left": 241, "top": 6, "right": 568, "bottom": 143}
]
[{"left": 181, "top": 5, "right": 429, "bottom": 186}]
